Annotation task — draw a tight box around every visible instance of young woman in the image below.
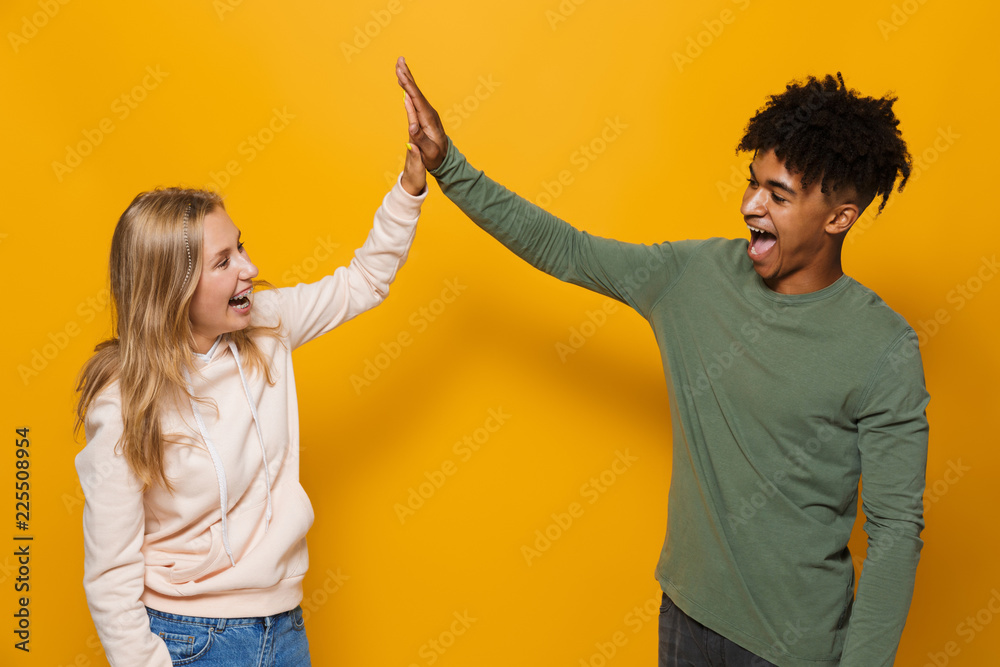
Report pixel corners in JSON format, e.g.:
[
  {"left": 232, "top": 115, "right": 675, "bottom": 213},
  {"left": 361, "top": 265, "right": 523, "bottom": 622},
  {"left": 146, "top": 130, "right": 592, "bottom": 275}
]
[{"left": 75, "top": 128, "right": 427, "bottom": 665}]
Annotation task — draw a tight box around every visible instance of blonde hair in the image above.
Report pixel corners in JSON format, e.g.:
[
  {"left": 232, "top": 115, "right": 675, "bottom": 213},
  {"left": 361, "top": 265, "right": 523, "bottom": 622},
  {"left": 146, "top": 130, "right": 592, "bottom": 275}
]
[{"left": 76, "top": 187, "right": 280, "bottom": 490}]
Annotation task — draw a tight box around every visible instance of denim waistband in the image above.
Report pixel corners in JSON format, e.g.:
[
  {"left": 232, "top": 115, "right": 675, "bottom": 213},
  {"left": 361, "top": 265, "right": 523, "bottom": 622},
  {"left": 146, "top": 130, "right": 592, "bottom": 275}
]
[{"left": 145, "top": 605, "right": 301, "bottom": 631}]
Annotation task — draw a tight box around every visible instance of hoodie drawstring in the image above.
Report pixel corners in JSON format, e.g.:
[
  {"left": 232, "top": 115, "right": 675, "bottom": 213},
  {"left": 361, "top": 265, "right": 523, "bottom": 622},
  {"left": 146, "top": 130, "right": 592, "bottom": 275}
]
[
  {"left": 227, "top": 340, "right": 273, "bottom": 530},
  {"left": 184, "top": 339, "right": 274, "bottom": 568}
]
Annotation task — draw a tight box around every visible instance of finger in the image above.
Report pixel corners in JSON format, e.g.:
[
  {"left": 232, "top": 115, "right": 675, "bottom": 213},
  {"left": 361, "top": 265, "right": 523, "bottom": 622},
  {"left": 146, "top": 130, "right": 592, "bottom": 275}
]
[
  {"left": 407, "top": 122, "right": 437, "bottom": 160},
  {"left": 404, "top": 92, "right": 436, "bottom": 151},
  {"left": 405, "top": 141, "right": 423, "bottom": 164},
  {"left": 397, "top": 57, "right": 445, "bottom": 170},
  {"left": 403, "top": 92, "right": 419, "bottom": 136},
  {"left": 396, "top": 57, "right": 434, "bottom": 117}
]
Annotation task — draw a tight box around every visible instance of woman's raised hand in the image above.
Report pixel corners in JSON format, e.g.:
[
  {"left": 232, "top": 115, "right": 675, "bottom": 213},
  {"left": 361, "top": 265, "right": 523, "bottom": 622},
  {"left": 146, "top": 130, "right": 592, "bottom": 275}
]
[{"left": 400, "top": 134, "right": 426, "bottom": 196}]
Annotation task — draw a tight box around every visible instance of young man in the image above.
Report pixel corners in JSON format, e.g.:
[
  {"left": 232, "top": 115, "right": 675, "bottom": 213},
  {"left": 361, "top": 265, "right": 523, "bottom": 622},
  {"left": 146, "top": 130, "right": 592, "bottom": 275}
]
[{"left": 397, "top": 58, "right": 928, "bottom": 667}]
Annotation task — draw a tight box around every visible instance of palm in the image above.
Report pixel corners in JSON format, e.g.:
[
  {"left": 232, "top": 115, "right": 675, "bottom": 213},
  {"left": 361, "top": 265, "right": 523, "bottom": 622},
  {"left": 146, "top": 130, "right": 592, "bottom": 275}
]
[{"left": 396, "top": 57, "right": 448, "bottom": 171}]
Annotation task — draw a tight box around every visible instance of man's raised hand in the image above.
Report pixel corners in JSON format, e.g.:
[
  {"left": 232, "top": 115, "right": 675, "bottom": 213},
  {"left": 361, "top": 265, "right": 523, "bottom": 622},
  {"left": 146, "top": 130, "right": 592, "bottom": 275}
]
[{"left": 396, "top": 57, "right": 448, "bottom": 171}]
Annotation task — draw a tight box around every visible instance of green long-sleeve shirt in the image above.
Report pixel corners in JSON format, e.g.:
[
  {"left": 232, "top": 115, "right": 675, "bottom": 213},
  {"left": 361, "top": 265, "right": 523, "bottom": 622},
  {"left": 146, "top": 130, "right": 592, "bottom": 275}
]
[{"left": 431, "top": 140, "right": 929, "bottom": 666}]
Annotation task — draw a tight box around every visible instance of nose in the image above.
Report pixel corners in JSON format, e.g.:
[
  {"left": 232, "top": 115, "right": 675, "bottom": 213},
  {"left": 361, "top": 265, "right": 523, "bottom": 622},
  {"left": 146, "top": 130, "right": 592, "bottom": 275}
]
[
  {"left": 740, "top": 185, "right": 767, "bottom": 218},
  {"left": 235, "top": 253, "right": 259, "bottom": 281}
]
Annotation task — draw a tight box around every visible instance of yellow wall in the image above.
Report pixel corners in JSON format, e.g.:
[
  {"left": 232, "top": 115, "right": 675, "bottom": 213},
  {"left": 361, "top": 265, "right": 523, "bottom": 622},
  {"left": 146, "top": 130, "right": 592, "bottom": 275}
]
[{"left": 3, "top": 0, "right": 997, "bottom": 665}]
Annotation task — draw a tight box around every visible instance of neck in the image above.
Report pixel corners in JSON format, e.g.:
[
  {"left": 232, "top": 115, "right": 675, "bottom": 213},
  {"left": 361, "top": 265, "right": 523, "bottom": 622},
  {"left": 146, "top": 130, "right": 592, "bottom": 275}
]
[
  {"left": 192, "top": 333, "right": 218, "bottom": 355},
  {"left": 765, "top": 266, "right": 845, "bottom": 294}
]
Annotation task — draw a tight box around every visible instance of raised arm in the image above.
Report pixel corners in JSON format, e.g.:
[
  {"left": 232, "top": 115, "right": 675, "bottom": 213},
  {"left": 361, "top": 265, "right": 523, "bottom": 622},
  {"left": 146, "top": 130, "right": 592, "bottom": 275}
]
[
  {"left": 396, "top": 57, "right": 690, "bottom": 315},
  {"left": 269, "top": 172, "right": 427, "bottom": 350},
  {"left": 264, "top": 96, "right": 428, "bottom": 349}
]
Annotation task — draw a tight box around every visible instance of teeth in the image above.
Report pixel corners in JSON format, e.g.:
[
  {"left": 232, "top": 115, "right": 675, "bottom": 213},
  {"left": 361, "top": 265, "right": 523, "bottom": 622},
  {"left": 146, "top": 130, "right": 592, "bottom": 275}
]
[
  {"left": 229, "top": 287, "right": 253, "bottom": 309},
  {"left": 747, "top": 225, "right": 770, "bottom": 235}
]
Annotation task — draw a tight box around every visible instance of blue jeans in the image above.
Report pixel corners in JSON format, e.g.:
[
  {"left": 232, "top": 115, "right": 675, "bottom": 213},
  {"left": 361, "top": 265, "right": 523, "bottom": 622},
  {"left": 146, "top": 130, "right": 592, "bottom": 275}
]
[
  {"left": 659, "top": 593, "right": 777, "bottom": 667},
  {"left": 146, "top": 606, "right": 310, "bottom": 666}
]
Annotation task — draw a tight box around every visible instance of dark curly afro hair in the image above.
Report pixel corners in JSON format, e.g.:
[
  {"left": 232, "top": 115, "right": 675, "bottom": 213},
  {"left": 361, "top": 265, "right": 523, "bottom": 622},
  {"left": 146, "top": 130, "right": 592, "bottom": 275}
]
[{"left": 737, "top": 73, "right": 911, "bottom": 215}]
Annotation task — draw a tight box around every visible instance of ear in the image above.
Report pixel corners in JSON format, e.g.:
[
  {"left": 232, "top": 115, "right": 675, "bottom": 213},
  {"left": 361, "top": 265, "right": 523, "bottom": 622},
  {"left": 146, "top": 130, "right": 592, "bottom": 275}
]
[{"left": 825, "top": 203, "right": 860, "bottom": 235}]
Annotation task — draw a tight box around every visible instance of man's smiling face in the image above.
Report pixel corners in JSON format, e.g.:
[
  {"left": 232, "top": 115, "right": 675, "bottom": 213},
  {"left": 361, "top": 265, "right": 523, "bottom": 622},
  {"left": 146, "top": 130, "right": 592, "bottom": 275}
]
[{"left": 741, "top": 149, "right": 858, "bottom": 294}]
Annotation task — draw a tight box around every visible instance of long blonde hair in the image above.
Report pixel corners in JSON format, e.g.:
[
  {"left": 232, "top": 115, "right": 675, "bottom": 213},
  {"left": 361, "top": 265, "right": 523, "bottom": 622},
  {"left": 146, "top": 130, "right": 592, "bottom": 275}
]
[{"left": 76, "top": 187, "right": 280, "bottom": 491}]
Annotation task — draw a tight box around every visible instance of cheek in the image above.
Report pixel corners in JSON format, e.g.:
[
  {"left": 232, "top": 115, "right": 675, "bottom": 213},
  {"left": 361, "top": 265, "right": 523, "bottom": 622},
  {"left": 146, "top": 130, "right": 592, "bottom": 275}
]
[{"left": 189, "top": 276, "right": 224, "bottom": 322}]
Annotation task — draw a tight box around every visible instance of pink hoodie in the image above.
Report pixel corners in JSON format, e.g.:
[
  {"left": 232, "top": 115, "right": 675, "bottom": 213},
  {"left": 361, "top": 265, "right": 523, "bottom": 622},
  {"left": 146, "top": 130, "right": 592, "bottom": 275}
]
[{"left": 76, "top": 178, "right": 425, "bottom": 665}]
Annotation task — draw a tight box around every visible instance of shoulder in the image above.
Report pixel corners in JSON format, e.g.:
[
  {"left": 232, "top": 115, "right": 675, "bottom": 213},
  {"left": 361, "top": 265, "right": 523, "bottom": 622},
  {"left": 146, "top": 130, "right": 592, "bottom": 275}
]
[
  {"left": 840, "top": 278, "right": 915, "bottom": 341},
  {"left": 839, "top": 280, "right": 927, "bottom": 397},
  {"left": 678, "top": 237, "right": 748, "bottom": 264},
  {"left": 249, "top": 286, "right": 286, "bottom": 329},
  {"left": 85, "top": 381, "right": 123, "bottom": 427},
  {"left": 660, "top": 237, "right": 750, "bottom": 283},
  {"left": 77, "top": 381, "right": 125, "bottom": 469}
]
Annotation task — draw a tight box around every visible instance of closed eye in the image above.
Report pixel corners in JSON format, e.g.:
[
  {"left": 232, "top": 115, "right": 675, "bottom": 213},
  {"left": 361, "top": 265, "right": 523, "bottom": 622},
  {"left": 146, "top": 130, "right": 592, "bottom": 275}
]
[{"left": 217, "top": 241, "right": 246, "bottom": 269}]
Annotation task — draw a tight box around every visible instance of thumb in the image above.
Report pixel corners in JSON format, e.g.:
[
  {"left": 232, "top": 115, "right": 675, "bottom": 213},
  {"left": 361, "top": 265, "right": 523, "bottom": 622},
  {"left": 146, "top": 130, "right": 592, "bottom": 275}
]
[{"left": 405, "top": 141, "right": 423, "bottom": 163}]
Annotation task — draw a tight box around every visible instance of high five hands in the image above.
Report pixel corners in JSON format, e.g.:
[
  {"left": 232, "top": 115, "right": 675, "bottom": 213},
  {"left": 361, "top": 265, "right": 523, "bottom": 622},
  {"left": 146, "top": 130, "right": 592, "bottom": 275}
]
[{"left": 397, "top": 57, "right": 449, "bottom": 172}]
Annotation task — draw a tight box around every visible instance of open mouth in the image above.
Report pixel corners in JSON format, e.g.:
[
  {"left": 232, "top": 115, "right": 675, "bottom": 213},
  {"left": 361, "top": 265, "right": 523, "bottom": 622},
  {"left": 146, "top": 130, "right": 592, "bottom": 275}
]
[
  {"left": 747, "top": 224, "right": 777, "bottom": 257},
  {"left": 229, "top": 287, "right": 253, "bottom": 311}
]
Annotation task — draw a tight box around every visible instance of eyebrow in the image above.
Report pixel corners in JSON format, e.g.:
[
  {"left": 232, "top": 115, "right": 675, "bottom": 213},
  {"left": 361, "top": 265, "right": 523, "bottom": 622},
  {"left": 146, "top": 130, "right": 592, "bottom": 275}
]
[{"left": 749, "top": 165, "right": 798, "bottom": 197}]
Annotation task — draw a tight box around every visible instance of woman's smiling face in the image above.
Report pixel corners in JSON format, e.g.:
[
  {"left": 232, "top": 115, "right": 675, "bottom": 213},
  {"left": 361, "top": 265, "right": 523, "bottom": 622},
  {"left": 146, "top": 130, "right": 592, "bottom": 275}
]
[{"left": 188, "top": 207, "right": 258, "bottom": 354}]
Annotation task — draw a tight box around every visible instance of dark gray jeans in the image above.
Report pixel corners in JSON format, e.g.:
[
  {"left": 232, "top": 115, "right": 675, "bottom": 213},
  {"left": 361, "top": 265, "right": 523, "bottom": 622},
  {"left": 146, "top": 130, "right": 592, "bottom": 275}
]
[{"left": 659, "top": 594, "right": 778, "bottom": 667}]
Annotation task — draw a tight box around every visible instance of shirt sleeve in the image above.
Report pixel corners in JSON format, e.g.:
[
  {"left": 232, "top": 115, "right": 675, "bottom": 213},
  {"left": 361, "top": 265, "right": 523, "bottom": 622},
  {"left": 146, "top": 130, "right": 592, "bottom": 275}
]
[
  {"left": 430, "top": 139, "right": 698, "bottom": 317},
  {"left": 76, "top": 387, "right": 173, "bottom": 667},
  {"left": 840, "top": 329, "right": 930, "bottom": 665},
  {"left": 261, "top": 173, "right": 426, "bottom": 350}
]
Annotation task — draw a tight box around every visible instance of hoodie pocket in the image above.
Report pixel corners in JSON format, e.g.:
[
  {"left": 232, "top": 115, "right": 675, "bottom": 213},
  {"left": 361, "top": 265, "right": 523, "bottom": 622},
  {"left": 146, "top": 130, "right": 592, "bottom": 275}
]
[{"left": 168, "top": 523, "right": 227, "bottom": 584}]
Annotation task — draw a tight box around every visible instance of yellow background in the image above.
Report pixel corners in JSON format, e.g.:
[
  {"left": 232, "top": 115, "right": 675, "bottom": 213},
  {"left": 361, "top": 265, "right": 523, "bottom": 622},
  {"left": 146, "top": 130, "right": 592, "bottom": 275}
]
[{"left": 3, "top": 0, "right": 998, "bottom": 665}]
